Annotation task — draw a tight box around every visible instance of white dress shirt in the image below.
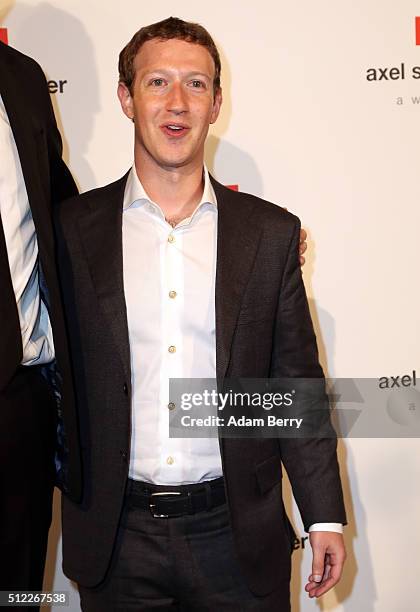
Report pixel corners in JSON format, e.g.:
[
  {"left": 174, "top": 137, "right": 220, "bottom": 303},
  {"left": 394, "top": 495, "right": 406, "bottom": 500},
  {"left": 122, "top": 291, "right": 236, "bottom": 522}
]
[
  {"left": 123, "top": 165, "right": 222, "bottom": 485},
  {"left": 122, "top": 165, "right": 342, "bottom": 533},
  {"left": 0, "top": 94, "right": 54, "bottom": 366}
]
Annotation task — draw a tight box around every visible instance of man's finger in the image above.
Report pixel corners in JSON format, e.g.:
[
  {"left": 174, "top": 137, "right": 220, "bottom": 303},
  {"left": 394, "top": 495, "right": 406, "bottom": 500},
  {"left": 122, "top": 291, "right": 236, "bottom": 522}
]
[
  {"left": 306, "top": 560, "right": 331, "bottom": 598},
  {"left": 310, "top": 543, "right": 326, "bottom": 584},
  {"left": 299, "top": 228, "right": 307, "bottom": 244},
  {"left": 307, "top": 574, "right": 335, "bottom": 598},
  {"left": 322, "top": 562, "right": 332, "bottom": 582},
  {"left": 299, "top": 241, "right": 307, "bottom": 255},
  {"left": 299, "top": 228, "right": 307, "bottom": 267},
  {"left": 306, "top": 546, "right": 346, "bottom": 598},
  {"left": 306, "top": 558, "right": 343, "bottom": 598}
]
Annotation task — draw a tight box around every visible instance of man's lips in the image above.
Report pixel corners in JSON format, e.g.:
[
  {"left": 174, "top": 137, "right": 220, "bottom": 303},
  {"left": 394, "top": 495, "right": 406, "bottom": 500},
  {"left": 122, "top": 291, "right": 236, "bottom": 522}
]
[{"left": 160, "top": 123, "right": 190, "bottom": 138}]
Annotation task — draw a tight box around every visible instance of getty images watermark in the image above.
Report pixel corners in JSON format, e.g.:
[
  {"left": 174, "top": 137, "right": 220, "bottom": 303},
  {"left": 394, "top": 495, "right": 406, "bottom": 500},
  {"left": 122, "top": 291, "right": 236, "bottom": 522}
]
[
  {"left": 168, "top": 375, "right": 420, "bottom": 439},
  {"left": 180, "top": 387, "right": 303, "bottom": 430}
]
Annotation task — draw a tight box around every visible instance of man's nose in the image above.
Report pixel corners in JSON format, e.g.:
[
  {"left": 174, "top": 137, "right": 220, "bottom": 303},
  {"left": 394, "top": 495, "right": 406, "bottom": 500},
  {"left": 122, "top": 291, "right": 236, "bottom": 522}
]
[{"left": 167, "top": 82, "right": 188, "bottom": 114}]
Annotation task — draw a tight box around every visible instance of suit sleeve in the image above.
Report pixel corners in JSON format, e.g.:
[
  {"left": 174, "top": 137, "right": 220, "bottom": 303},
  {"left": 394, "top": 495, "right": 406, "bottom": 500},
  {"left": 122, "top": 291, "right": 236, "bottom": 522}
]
[
  {"left": 270, "top": 216, "right": 346, "bottom": 530},
  {"left": 37, "top": 65, "right": 78, "bottom": 204}
]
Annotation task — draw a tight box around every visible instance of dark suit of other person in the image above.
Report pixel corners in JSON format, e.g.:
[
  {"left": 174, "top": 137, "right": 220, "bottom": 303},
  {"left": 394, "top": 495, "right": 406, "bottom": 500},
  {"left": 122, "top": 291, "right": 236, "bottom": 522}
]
[{"left": 0, "top": 41, "right": 81, "bottom": 596}]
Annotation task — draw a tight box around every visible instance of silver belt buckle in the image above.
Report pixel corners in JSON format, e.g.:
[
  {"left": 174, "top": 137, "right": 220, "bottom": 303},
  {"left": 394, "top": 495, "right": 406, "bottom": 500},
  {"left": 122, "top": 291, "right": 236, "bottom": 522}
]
[{"left": 149, "top": 491, "right": 181, "bottom": 518}]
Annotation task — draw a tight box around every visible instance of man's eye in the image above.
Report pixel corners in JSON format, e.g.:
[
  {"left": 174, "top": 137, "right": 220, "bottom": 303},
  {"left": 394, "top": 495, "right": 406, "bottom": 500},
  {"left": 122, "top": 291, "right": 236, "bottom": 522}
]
[
  {"left": 150, "top": 78, "right": 165, "bottom": 86},
  {"left": 190, "top": 80, "right": 204, "bottom": 88}
]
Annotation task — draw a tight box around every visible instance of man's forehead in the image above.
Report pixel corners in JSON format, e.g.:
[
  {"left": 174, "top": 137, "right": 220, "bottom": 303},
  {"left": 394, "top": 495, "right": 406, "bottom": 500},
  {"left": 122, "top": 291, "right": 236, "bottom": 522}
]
[{"left": 134, "top": 38, "right": 215, "bottom": 76}]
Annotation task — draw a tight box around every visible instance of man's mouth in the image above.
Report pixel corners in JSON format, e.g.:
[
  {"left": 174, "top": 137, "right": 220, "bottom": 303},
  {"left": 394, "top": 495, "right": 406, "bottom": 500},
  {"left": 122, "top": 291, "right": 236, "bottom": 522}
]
[{"left": 161, "top": 124, "right": 189, "bottom": 137}]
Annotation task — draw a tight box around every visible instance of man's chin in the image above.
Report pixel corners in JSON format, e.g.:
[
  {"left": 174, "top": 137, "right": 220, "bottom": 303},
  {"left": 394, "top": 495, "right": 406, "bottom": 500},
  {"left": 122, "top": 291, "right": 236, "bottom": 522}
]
[{"left": 156, "top": 154, "right": 202, "bottom": 171}]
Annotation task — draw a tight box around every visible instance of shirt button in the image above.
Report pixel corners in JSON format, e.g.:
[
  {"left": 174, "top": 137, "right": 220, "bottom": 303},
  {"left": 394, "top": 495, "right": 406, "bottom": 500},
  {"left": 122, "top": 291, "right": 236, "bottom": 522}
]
[
  {"left": 169, "top": 290, "right": 177, "bottom": 299},
  {"left": 166, "top": 456, "right": 174, "bottom": 465},
  {"left": 168, "top": 345, "right": 176, "bottom": 354},
  {"left": 168, "top": 402, "right": 176, "bottom": 410},
  {"left": 168, "top": 234, "right": 175, "bottom": 244}
]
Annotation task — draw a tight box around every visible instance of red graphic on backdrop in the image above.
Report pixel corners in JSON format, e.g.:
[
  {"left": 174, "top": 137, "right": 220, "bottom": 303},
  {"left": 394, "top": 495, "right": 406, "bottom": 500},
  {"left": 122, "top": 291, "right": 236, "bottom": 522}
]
[
  {"left": 226, "top": 184, "right": 239, "bottom": 191},
  {"left": 0, "top": 28, "right": 8, "bottom": 44},
  {"left": 416, "top": 17, "right": 420, "bottom": 45}
]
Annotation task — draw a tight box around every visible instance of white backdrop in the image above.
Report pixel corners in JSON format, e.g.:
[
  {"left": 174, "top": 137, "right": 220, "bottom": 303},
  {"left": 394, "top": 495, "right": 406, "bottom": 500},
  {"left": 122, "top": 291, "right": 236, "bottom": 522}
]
[{"left": 2, "top": 1, "right": 419, "bottom": 610}]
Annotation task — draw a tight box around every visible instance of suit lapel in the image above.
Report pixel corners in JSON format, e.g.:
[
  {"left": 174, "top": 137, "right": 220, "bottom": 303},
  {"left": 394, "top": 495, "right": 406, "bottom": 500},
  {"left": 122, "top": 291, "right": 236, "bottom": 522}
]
[
  {"left": 211, "top": 177, "right": 263, "bottom": 380},
  {"left": 0, "top": 53, "right": 48, "bottom": 213},
  {"left": 0, "top": 47, "right": 54, "bottom": 271},
  {"left": 78, "top": 174, "right": 131, "bottom": 382}
]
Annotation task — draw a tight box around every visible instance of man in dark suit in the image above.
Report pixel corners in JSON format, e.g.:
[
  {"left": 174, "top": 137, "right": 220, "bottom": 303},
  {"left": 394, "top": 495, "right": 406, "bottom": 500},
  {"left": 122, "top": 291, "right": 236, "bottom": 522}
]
[
  {"left": 0, "top": 41, "right": 81, "bottom": 595},
  {"left": 55, "top": 17, "right": 346, "bottom": 611}
]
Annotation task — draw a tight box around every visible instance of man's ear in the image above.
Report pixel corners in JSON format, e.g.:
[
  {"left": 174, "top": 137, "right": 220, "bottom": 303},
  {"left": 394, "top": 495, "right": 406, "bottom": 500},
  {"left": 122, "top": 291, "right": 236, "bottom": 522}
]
[
  {"left": 210, "top": 87, "right": 222, "bottom": 125},
  {"left": 117, "top": 82, "right": 134, "bottom": 121}
]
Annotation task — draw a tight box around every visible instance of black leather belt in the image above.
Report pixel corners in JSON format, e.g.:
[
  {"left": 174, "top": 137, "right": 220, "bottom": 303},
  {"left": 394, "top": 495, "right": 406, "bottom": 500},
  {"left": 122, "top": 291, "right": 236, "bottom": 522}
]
[{"left": 126, "top": 476, "right": 226, "bottom": 518}]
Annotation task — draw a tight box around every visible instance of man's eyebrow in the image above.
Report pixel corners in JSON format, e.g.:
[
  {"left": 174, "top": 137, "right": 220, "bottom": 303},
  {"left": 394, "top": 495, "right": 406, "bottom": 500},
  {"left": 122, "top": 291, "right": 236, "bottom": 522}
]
[
  {"left": 142, "top": 69, "right": 212, "bottom": 80},
  {"left": 184, "top": 71, "right": 212, "bottom": 79}
]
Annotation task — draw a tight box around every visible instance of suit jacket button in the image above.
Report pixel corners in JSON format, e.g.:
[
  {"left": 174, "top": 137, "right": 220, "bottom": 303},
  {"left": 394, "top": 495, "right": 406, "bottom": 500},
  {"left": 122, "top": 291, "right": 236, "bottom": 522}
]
[
  {"left": 123, "top": 383, "right": 128, "bottom": 395},
  {"left": 120, "top": 450, "right": 127, "bottom": 462}
]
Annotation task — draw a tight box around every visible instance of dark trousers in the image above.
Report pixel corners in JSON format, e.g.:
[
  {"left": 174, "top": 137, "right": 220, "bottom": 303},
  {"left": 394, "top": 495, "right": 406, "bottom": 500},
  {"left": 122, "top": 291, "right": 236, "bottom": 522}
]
[
  {"left": 0, "top": 366, "right": 56, "bottom": 599},
  {"left": 79, "top": 497, "right": 290, "bottom": 611}
]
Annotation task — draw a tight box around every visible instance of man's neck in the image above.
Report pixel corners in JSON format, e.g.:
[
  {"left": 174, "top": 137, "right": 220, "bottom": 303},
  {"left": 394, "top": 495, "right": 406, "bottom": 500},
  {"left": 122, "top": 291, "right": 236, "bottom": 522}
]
[{"left": 134, "top": 156, "right": 205, "bottom": 220}]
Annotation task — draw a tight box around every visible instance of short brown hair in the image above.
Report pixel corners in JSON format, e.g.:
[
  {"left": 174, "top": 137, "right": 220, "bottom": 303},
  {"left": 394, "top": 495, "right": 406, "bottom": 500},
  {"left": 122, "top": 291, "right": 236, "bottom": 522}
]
[{"left": 118, "top": 16, "right": 221, "bottom": 96}]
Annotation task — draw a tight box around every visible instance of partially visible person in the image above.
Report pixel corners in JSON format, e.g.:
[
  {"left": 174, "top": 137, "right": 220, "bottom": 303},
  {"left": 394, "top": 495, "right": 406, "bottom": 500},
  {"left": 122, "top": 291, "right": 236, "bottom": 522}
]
[{"left": 0, "top": 41, "right": 82, "bottom": 603}]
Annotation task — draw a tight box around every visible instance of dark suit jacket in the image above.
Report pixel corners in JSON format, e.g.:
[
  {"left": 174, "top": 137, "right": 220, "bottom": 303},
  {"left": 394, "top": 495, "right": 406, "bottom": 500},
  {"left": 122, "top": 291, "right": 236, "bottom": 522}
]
[
  {"left": 55, "top": 173, "right": 346, "bottom": 595},
  {"left": 0, "top": 42, "right": 82, "bottom": 502}
]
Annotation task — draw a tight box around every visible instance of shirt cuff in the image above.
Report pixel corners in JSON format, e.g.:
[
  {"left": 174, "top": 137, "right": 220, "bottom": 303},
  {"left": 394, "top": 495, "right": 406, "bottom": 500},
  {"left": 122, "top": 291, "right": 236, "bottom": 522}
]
[{"left": 308, "top": 523, "right": 343, "bottom": 533}]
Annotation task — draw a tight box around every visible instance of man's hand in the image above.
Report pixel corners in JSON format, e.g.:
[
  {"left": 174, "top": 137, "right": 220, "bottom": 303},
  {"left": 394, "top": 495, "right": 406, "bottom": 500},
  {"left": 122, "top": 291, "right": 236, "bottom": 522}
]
[
  {"left": 305, "top": 531, "right": 346, "bottom": 598},
  {"left": 299, "top": 228, "right": 307, "bottom": 266}
]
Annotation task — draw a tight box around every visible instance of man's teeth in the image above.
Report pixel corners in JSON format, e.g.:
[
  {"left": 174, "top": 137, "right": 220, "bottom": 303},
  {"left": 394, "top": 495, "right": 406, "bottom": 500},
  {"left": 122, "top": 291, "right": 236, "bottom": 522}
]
[{"left": 167, "top": 125, "right": 183, "bottom": 130}]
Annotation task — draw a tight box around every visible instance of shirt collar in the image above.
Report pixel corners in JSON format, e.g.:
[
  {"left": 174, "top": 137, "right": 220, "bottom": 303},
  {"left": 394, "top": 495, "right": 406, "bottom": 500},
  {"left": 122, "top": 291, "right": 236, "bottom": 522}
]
[{"left": 123, "top": 164, "right": 217, "bottom": 212}]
